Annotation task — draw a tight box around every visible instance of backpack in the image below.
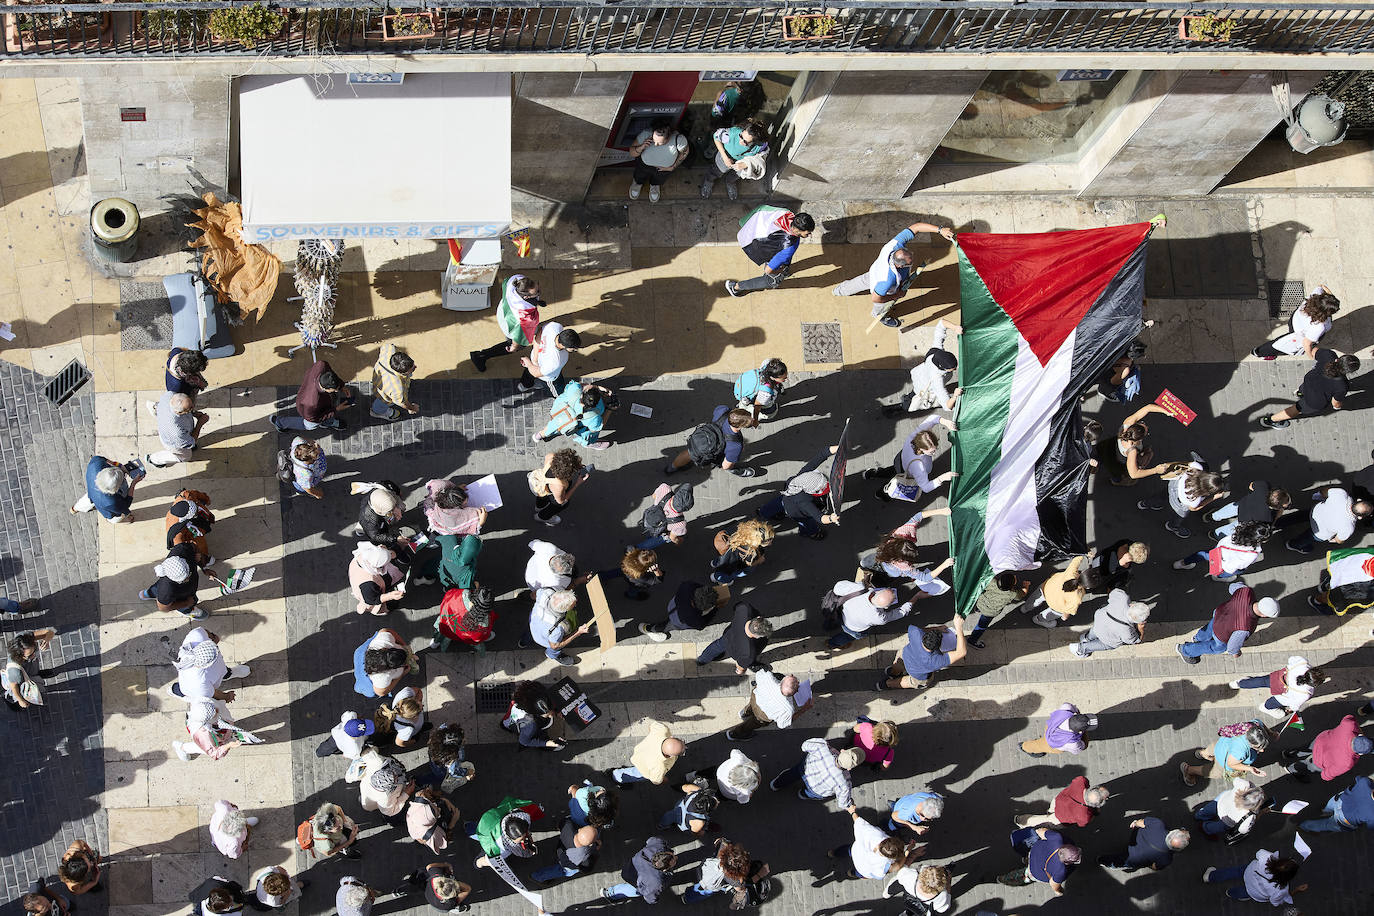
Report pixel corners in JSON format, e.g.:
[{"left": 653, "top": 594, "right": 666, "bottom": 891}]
[
  {"left": 276, "top": 449, "right": 292, "bottom": 484},
  {"left": 296, "top": 820, "right": 316, "bottom": 855},
  {"left": 641, "top": 490, "right": 676, "bottom": 537},
  {"left": 821, "top": 582, "right": 866, "bottom": 631},
  {"left": 734, "top": 369, "right": 761, "bottom": 405},
  {"left": 687, "top": 422, "right": 727, "bottom": 466}
]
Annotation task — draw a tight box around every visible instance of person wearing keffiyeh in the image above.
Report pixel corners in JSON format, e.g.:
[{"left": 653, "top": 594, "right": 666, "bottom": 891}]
[{"left": 755, "top": 447, "right": 839, "bottom": 540}]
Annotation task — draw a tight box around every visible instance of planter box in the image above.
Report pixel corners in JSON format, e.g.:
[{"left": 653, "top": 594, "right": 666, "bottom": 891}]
[
  {"left": 3, "top": 6, "right": 111, "bottom": 52},
  {"left": 383, "top": 12, "right": 436, "bottom": 41},
  {"left": 782, "top": 13, "right": 840, "bottom": 42},
  {"left": 1177, "top": 16, "right": 1234, "bottom": 43}
]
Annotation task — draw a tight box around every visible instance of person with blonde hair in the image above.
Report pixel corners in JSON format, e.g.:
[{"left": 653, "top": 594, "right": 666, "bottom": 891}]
[
  {"left": 711, "top": 518, "right": 775, "bottom": 584},
  {"left": 617, "top": 548, "right": 663, "bottom": 601},
  {"left": 378, "top": 685, "right": 427, "bottom": 749},
  {"left": 249, "top": 866, "right": 307, "bottom": 909},
  {"left": 289, "top": 437, "right": 327, "bottom": 499},
  {"left": 348, "top": 543, "right": 406, "bottom": 616},
  {"left": 852, "top": 717, "right": 900, "bottom": 771},
  {"left": 884, "top": 862, "right": 952, "bottom": 913}
]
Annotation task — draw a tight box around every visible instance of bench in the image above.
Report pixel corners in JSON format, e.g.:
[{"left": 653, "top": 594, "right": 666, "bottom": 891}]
[{"left": 165, "top": 272, "right": 235, "bottom": 359}]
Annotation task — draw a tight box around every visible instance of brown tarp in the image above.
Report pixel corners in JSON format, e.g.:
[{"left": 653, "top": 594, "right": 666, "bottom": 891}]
[{"left": 186, "top": 192, "right": 281, "bottom": 321}]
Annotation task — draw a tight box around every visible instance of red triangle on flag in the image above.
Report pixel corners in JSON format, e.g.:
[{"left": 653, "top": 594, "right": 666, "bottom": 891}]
[{"left": 959, "top": 223, "right": 1151, "bottom": 367}]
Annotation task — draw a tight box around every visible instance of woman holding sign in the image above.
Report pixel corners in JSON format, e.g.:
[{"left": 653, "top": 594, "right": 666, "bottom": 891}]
[{"left": 1096, "top": 402, "right": 1177, "bottom": 487}]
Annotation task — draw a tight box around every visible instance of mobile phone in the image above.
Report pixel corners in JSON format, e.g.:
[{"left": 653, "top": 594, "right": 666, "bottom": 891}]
[{"left": 123, "top": 459, "right": 147, "bottom": 481}]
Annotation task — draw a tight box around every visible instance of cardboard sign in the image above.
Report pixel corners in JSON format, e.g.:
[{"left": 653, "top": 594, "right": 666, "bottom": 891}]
[
  {"left": 553, "top": 676, "right": 601, "bottom": 731},
  {"left": 828, "top": 419, "right": 851, "bottom": 516},
  {"left": 585, "top": 574, "right": 617, "bottom": 652},
  {"left": 1155, "top": 389, "right": 1196, "bottom": 426}
]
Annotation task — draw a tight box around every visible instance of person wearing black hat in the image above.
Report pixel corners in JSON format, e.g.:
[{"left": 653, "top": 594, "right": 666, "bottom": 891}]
[
  {"left": 757, "top": 447, "right": 839, "bottom": 540},
  {"left": 636, "top": 483, "right": 695, "bottom": 550}
]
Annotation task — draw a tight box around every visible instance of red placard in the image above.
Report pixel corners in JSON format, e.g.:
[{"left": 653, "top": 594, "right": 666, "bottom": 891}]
[{"left": 1155, "top": 389, "right": 1196, "bottom": 426}]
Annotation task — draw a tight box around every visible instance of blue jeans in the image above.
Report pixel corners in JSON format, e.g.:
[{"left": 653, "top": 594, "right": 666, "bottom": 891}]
[
  {"left": 532, "top": 864, "right": 580, "bottom": 884},
  {"left": 771, "top": 760, "right": 821, "bottom": 797},
  {"left": 602, "top": 883, "right": 640, "bottom": 901},
  {"left": 1299, "top": 796, "right": 1352, "bottom": 832},
  {"left": 696, "top": 633, "right": 730, "bottom": 665},
  {"left": 1205, "top": 863, "right": 1252, "bottom": 899},
  {"left": 658, "top": 797, "right": 694, "bottom": 831},
  {"left": 1287, "top": 527, "right": 1319, "bottom": 553},
  {"left": 1180, "top": 622, "right": 1229, "bottom": 659},
  {"left": 1010, "top": 826, "right": 1039, "bottom": 855},
  {"left": 636, "top": 533, "right": 670, "bottom": 551},
  {"left": 683, "top": 883, "right": 724, "bottom": 902},
  {"left": 1191, "top": 799, "right": 1230, "bottom": 836},
  {"left": 611, "top": 765, "right": 649, "bottom": 785},
  {"left": 827, "top": 625, "right": 862, "bottom": 649},
  {"left": 371, "top": 397, "right": 401, "bottom": 419},
  {"left": 276, "top": 415, "right": 341, "bottom": 430}
]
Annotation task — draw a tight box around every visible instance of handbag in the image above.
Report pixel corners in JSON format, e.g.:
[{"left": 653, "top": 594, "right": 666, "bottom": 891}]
[
  {"left": 5, "top": 662, "right": 41, "bottom": 706},
  {"left": 526, "top": 468, "right": 551, "bottom": 498}
]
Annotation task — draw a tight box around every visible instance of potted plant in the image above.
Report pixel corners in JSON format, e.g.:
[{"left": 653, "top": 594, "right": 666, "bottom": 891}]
[
  {"left": 382, "top": 9, "right": 436, "bottom": 40},
  {"left": 207, "top": 3, "right": 286, "bottom": 49},
  {"left": 782, "top": 11, "right": 839, "bottom": 41},
  {"left": 1178, "top": 13, "right": 1236, "bottom": 42}
]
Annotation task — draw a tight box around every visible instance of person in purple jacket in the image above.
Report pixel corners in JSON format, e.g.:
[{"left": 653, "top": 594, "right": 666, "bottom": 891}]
[{"left": 1019, "top": 704, "right": 1097, "bottom": 758}]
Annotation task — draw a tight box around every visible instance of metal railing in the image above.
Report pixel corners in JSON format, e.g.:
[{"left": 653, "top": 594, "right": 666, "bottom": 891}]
[{"left": 3, "top": 2, "right": 1374, "bottom": 58}]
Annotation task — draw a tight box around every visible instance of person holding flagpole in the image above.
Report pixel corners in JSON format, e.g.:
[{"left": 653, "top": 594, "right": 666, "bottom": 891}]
[
  {"left": 470, "top": 274, "right": 545, "bottom": 374},
  {"left": 833, "top": 221, "right": 955, "bottom": 328}
]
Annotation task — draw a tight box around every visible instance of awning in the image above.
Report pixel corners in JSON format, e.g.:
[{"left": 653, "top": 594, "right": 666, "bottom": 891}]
[{"left": 238, "top": 73, "right": 511, "bottom": 245}]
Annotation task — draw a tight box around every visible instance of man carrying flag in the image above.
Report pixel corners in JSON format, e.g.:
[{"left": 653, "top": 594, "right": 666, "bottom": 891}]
[
  {"left": 1310, "top": 547, "right": 1374, "bottom": 616},
  {"left": 724, "top": 207, "right": 816, "bottom": 298},
  {"left": 470, "top": 274, "right": 545, "bottom": 374}
]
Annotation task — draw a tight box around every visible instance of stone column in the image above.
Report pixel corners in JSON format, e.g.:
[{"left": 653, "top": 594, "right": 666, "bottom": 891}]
[
  {"left": 512, "top": 71, "right": 631, "bottom": 203},
  {"left": 1080, "top": 70, "right": 1324, "bottom": 197},
  {"left": 770, "top": 70, "right": 985, "bottom": 202},
  {"left": 78, "top": 73, "right": 229, "bottom": 200}
]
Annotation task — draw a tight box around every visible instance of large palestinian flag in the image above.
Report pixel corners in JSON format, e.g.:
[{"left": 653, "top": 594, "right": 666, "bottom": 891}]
[
  {"left": 1318, "top": 547, "right": 1374, "bottom": 616},
  {"left": 950, "top": 223, "right": 1152, "bottom": 618}
]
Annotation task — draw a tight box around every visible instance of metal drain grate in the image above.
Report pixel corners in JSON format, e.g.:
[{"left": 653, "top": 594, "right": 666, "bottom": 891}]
[
  {"left": 475, "top": 683, "right": 515, "bottom": 714},
  {"left": 117, "top": 279, "right": 175, "bottom": 351},
  {"left": 43, "top": 359, "right": 91, "bottom": 406},
  {"left": 1267, "top": 279, "right": 1305, "bottom": 320},
  {"left": 801, "top": 321, "right": 843, "bottom": 364}
]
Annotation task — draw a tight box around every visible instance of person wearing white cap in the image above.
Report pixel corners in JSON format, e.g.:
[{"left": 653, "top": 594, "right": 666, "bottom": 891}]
[
  {"left": 1176, "top": 583, "right": 1280, "bottom": 664},
  {"left": 768, "top": 738, "right": 861, "bottom": 808},
  {"left": 348, "top": 542, "right": 407, "bottom": 616},
  {"left": 249, "top": 866, "right": 307, "bottom": 909},
  {"left": 169, "top": 628, "right": 249, "bottom": 702},
  {"left": 207, "top": 800, "right": 258, "bottom": 859}
]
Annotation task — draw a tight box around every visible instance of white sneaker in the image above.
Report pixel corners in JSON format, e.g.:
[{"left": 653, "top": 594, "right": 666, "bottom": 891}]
[
  {"left": 1228, "top": 679, "right": 1241, "bottom": 689},
  {"left": 1068, "top": 644, "right": 1084, "bottom": 657},
  {"left": 173, "top": 741, "right": 190, "bottom": 761},
  {"left": 629, "top": 183, "right": 642, "bottom": 200},
  {"left": 535, "top": 511, "right": 561, "bottom": 526},
  {"left": 638, "top": 623, "right": 668, "bottom": 643},
  {"left": 648, "top": 185, "right": 660, "bottom": 203},
  {"left": 146, "top": 400, "right": 158, "bottom": 419},
  {"left": 228, "top": 664, "right": 251, "bottom": 679},
  {"left": 245, "top": 816, "right": 259, "bottom": 827}
]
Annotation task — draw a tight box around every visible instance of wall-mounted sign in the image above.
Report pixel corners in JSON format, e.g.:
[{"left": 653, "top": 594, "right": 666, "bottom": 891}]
[
  {"left": 699, "top": 70, "right": 758, "bottom": 82},
  {"left": 120, "top": 108, "right": 146, "bottom": 122},
  {"left": 611, "top": 102, "right": 685, "bottom": 148},
  {"left": 347, "top": 72, "right": 405, "bottom": 85},
  {"left": 1057, "top": 69, "right": 1115, "bottom": 82},
  {"left": 241, "top": 221, "right": 509, "bottom": 244}
]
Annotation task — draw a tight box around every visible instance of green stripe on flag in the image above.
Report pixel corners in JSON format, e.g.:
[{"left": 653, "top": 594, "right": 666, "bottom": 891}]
[{"left": 950, "top": 247, "right": 1021, "bottom": 618}]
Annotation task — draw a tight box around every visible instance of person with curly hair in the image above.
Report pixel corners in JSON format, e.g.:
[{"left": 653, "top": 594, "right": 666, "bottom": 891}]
[
  {"left": 1253, "top": 285, "right": 1340, "bottom": 360},
  {"left": 1173, "top": 520, "right": 1273, "bottom": 582},
  {"left": 431, "top": 586, "right": 497, "bottom": 652},
  {"left": 164, "top": 347, "right": 208, "bottom": 395},
  {"left": 883, "top": 862, "right": 952, "bottom": 913},
  {"left": 424, "top": 722, "right": 475, "bottom": 790},
  {"left": 567, "top": 780, "right": 619, "bottom": 828},
  {"left": 710, "top": 518, "right": 775, "bottom": 585},
  {"left": 682, "top": 839, "right": 768, "bottom": 904},
  {"left": 288, "top": 437, "right": 327, "bottom": 499},
  {"left": 353, "top": 628, "right": 414, "bottom": 697},
  {"left": 530, "top": 449, "right": 590, "bottom": 527},
  {"left": 614, "top": 548, "right": 663, "bottom": 601}
]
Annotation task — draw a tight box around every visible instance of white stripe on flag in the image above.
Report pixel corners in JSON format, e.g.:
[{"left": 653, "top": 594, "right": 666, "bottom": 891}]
[{"left": 984, "top": 331, "right": 1075, "bottom": 571}]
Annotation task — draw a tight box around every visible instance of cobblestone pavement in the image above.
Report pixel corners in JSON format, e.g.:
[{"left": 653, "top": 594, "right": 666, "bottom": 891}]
[
  {"left": 280, "top": 365, "right": 1374, "bottom": 916},
  {"left": 0, "top": 362, "right": 104, "bottom": 911}
]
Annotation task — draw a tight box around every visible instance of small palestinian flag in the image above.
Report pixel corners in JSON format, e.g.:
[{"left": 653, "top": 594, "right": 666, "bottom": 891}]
[
  {"left": 219, "top": 566, "right": 256, "bottom": 596},
  {"left": 950, "top": 223, "right": 1153, "bottom": 617}
]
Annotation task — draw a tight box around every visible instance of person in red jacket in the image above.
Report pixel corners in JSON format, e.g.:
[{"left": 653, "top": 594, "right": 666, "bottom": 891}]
[
  {"left": 1013, "top": 776, "right": 1110, "bottom": 828},
  {"left": 1283, "top": 715, "right": 1372, "bottom": 782}
]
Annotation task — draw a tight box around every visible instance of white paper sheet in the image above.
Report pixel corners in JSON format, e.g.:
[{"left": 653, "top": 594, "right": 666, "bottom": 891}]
[
  {"left": 466, "top": 474, "right": 503, "bottom": 510},
  {"left": 630, "top": 403, "right": 653, "bottom": 418},
  {"left": 0, "top": 322, "right": 14, "bottom": 341},
  {"left": 1293, "top": 832, "right": 1312, "bottom": 860},
  {"left": 795, "top": 679, "right": 813, "bottom": 707},
  {"left": 1281, "top": 800, "right": 1308, "bottom": 815}
]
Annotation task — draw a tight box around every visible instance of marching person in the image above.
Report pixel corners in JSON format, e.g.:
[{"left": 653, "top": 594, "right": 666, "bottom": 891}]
[
  {"left": 146, "top": 391, "right": 208, "bottom": 468},
  {"left": 734, "top": 357, "right": 788, "bottom": 423},
  {"left": 726, "top": 670, "right": 812, "bottom": 742},
  {"left": 71, "top": 456, "right": 141, "bottom": 524},
  {"left": 664, "top": 406, "right": 759, "bottom": 478},
  {"left": 518, "top": 321, "right": 581, "bottom": 396},
  {"left": 883, "top": 320, "right": 962, "bottom": 416},
  {"left": 1019, "top": 704, "right": 1097, "bottom": 758},
  {"left": 756, "top": 446, "right": 839, "bottom": 539},
  {"left": 1177, "top": 582, "right": 1280, "bottom": 664},
  {"left": 864, "top": 414, "right": 957, "bottom": 502},
  {"left": 370, "top": 343, "right": 419, "bottom": 420},
  {"left": 833, "top": 220, "right": 955, "bottom": 328},
  {"left": 1252, "top": 284, "right": 1339, "bottom": 360},
  {"left": 1282, "top": 714, "right": 1371, "bottom": 782},
  {"left": 1069, "top": 590, "right": 1151, "bottom": 659},
  {"left": 1260, "top": 348, "right": 1360, "bottom": 429},
  {"left": 272, "top": 361, "right": 354, "bottom": 431},
  {"left": 532, "top": 378, "right": 615, "bottom": 450},
  {"left": 724, "top": 207, "right": 816, "bottom": 297},
  {"left": 471, "top": 274, "right": 544, "bottom": 373}
]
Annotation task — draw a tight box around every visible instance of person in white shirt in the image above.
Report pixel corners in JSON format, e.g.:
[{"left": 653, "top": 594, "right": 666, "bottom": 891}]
[
  {"left": 208, "top": 799, "right": 257, "bottom": 859},
  {"left": 525, "top": 539, "right": 576, "bottom": 591},
  {"left": 317, "top": 712, "right": 374, "bottom": 759},
  {"left": 169, "top": 627, "right": 249, "bottom": 702},
  {"left": 828, "top": 808, "right": 911, "bottom": 882},
  {"left": 1230, "top": 655, "right": 1328, "bottom": 720},
  {"left": 518, "top": 322, "right": 582, "bottom": 396},
  {"left": 827, "top": 583, "right": 912, "bottom": 650},
  {"left": 711, "top": 750, "right": 761, "bottom": 804},
  {"left": 864, "top": 414, "right": 957, "bottom": 502},
  {"left": 884, "top": 320, "right": 963, "bottom": 416},
  {"left": 883, "top": 863, "right": 952, "bottom": 913},
  {"left": 627, "top": 117, "right": 689, "bottom": 203},
  {"left": 352, "top": 748, "right": 414, "bottom": 816},
  {"left": 833, "top": 221, "right": 955, "bottom": 327},
  {"left": 386, "top": 686, "right": 427, "bottom": 749},
  {"left": 1285, "top": 486, "right": 1371, "bottom": 553},
  {"left": 1252, "top": 285, "right": 1339, "bottom": 360},
  {"left": 250, "top": 866, "right": 305, "bottom": 909},
  {"left": 726, "top": 671, "right": 812, "bottom": 741}
]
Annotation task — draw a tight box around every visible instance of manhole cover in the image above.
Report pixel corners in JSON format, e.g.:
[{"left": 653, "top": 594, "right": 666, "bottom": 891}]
[
  {"left": 1267, "top": 279, "right": 1305, "bottom": 320},
  {"left": 801, "top": 321, "right": 843, "bottom": 364},
  {"left": 117, "top": 279, "right": 174, "bottom": 351},
  {"left": 475, "top": 683, "right": 514, "bottom": 714}
]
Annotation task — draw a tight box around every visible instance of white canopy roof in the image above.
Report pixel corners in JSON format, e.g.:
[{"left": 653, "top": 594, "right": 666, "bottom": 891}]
[{"left": 238, "top": 73, "right": 511, "bottom": 245}]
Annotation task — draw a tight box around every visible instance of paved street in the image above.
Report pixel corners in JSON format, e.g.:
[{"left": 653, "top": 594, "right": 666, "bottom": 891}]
[{"left": 4, "top": 73, "right": 1374, "bottom": 916}]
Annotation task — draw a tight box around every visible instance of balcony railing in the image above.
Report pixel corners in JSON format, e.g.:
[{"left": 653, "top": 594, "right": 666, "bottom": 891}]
[{"left": 3, "top": 2, "right": 1374, "bottom": 58}]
